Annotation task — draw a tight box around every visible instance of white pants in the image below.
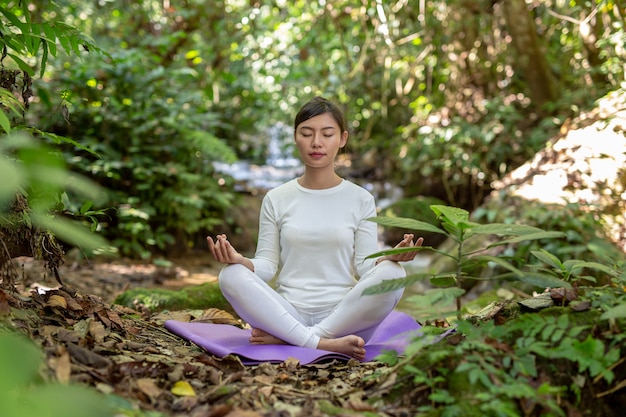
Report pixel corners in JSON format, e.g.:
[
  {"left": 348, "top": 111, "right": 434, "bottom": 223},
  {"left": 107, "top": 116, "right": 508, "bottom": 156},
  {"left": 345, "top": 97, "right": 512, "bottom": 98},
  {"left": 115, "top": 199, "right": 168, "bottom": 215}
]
[{"left": 218, "top": 261, "right": 406, "bottom": 349}]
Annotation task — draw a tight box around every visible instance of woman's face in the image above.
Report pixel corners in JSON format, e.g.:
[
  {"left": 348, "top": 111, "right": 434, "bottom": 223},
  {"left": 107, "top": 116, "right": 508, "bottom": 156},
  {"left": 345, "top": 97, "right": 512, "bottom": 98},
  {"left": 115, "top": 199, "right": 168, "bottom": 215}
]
[{"left": 294, "top": 112, "right": 348, "bottom": 170}]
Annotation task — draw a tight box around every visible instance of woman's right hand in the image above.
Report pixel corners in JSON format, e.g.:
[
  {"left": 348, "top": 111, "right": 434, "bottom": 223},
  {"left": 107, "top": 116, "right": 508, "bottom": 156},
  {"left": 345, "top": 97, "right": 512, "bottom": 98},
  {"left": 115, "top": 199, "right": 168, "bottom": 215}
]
[{"left": 207, "top": 234, "right": 245, "bottom": 265}]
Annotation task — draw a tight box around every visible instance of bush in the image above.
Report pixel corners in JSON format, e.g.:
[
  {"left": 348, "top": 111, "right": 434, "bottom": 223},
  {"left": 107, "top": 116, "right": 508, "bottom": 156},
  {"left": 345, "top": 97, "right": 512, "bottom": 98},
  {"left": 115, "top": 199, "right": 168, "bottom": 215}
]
[{"left": 35, "top": 48, "right": 239, "bottom": 258}]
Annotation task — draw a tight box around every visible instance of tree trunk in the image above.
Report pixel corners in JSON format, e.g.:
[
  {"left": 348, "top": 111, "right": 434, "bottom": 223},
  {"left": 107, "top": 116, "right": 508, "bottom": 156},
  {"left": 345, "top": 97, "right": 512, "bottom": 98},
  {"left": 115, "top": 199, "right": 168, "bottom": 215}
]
[{"left": 500, "top": 0, "right": 559, "bottom": 109}]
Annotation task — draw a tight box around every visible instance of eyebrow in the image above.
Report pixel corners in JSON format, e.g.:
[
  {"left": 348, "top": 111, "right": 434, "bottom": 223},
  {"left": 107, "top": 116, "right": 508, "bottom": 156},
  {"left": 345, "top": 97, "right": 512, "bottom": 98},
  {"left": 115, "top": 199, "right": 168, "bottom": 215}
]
[{"left": 299, "top": 126, "right": 337, "bottom": 131}]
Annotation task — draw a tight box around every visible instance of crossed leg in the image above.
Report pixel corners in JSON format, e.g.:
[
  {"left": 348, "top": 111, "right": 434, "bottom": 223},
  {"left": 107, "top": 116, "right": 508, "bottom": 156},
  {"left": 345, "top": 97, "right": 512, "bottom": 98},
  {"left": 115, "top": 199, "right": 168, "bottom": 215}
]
[{"left": 218, "top": 261, "right": 405, "bottom": 360}]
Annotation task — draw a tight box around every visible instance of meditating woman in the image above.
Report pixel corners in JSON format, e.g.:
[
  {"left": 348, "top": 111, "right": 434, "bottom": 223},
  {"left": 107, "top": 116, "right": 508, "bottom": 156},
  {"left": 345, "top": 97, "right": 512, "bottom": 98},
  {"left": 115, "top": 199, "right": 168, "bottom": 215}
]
[{"left": 207, "top": 96, "right": 423, "bottom": 360}]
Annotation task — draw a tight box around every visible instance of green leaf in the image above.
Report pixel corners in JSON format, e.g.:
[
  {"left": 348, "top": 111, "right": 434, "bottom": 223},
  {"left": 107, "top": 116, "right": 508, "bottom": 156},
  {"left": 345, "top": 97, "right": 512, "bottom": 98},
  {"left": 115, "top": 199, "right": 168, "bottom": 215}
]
[
  {"left": 515, "top": 272, "right": 571, "bottom": 289},
  {"left": 28, "top": 129, "right": 101, "bottom": 157},
  {"left": 368, "top": 216, "right": 447, "bottom": 235},
  {"left": 31, "top": 213, "right": 108, "bottom": 252},
  {"left": 79, "top": 200, "right": 94, "bottom": 214},
  {"left": 471, "top": 255, "right": 524, "bottom": 276},
  {"left": 23, "top": 383, "right": 113, "bottom": 417},
  {"left": 6, "top": 52, "right": 34, "bottom": 75},
  {"left": 431, "top": 205, "right": 469, "bottom": 223},
  {"left": 0, "top": 156, "right": 23, "bottom": 206},
  {"left": 65, "top": 173, "right": 107, "bottom": 204},
  {"left": 0, "top": 110, "right": 11, "bottom": 134},
  {"left": 0, "top": 7, "right": 27, "bottom": 31},
  {"left": 362, "top": 273, "right": 431, "bottom": 295},
  {"left": 367, "top": 246, "right": 456, "bottom": 261},
  {"left": 531, "top": 249, "right": 564, "bottom": 270},
  {"left": 0, "top": 333, "right": 42, "bottom": 393},
  {"left": 471, "top": 223, "right": 546, "bottom": 236},
  {"left": 42, "top": 23, "right": 58, "bottom": 56},
  {"left": 19, "top": 0, "right": 31, "bottom": 23},
  {"left": 487, "top": 231, "right": 566, "bottom": 247},
  {"left": 0, "top": 88, "right": 24, "bottom": 116},
  {"left": 428, "top": 286, "right": 466, "bottom": 304},
  {"left": 601, "top": 303, "right": 626, "bottom": 320},
  {"left": 58, "top": 34, "right": 71, "bottom": 54},
  {"left": 40, "top": 40, "right": 48, "bottom": 77},
  {"left": 565, "top": 261, "right": 618, "bottom": 277},
  {"left": 430, "top": 275, "right": 456, "bottom": 287},
  {"left": 69, "top": 33, "right": 80, "bottom": 54},
  {"left": 515, "top": 354, "right": 537, "bottom": 378}
]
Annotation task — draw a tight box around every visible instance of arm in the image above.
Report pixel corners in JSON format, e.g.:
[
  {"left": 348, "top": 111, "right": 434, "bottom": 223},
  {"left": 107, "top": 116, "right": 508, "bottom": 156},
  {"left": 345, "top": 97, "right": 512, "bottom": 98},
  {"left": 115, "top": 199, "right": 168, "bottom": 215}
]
[{"left": 207, "top": 193, "right": 280, "bottom": 280}]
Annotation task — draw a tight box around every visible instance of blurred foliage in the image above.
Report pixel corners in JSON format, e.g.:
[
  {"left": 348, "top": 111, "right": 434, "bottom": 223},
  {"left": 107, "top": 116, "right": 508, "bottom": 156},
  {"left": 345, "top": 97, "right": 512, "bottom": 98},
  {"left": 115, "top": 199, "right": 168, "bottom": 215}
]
[
  {"left": 37, "top": 48, "right": 239, "bottom": 258},
  {"left": 1, "top": 1, "right": 110, "bottom": 260},
  {"left": 0, "top": 331, "right": 114, "bottom": 417},
  {"left": 0, "top": 134, "right": 109, "bottom": 257},
  {"left": 475, "top": 197, "right": 626, "bottom": 275}
]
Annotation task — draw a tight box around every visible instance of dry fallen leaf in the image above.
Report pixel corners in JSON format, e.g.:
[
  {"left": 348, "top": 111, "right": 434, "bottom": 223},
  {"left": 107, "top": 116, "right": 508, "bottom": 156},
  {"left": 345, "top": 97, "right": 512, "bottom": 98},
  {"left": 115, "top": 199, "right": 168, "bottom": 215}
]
[
  {"left": 0, "top": 289, "right": 12, "bottom": 316},
  {"left": 47, "top": 294, "right": 67, "bottom": 309},
  {"left": 89, "top": 319, "right": 108, "bottom": 344},
  {"left": 137, "top": 377, "right": 163, "bottom": 401},
  {"left": 54, "top": 349, "right": 72, "bottom": 384},
  {"left": 171, "top": 380, "right": 196, "bottom": 397},
  {"left": 192, "top": 308, "right": 240, "bottom": 326},
  {"left": 57, "top": 290, "right": 84, "bottom": 311},
  {"left": 223, "top": 407, "right": 264, "bottom": 417}
]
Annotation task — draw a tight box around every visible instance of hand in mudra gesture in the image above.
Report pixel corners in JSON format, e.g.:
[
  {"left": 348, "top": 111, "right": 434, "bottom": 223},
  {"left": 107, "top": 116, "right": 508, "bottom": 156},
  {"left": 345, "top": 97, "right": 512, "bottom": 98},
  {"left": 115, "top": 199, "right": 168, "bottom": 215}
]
[
  {"left": 207, "top": 234, "right": 245, "bottom": 265},
  {"left": 378, "top": 234, "right": 424, "bottom": 264}
]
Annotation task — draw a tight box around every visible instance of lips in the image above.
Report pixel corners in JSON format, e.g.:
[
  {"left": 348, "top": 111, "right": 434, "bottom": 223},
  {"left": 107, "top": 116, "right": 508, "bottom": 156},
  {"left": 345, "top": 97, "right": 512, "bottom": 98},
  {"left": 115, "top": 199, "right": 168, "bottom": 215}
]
[{"left": 309, "top": 152, "right": 325, "bottom": 158}]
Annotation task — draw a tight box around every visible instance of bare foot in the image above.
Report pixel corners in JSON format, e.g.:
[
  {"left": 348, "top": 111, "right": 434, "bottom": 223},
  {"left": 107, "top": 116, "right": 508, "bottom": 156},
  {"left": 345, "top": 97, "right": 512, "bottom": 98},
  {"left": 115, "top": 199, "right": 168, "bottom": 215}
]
[
  {"left": 318, "top": 335, "right": 366, "bottom": 361},
  {"left": 249, "top": 329, "right": 366, "bottom": 361},
  {"left": 249, "top": 328, "right": 287, "bottom": 345}
]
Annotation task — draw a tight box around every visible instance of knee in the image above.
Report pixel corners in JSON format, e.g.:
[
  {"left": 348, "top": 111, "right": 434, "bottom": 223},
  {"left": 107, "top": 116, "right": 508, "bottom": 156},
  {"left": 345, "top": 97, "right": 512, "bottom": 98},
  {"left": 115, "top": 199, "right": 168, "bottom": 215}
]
[
  {"left": 376, "top": 260, "right": 407, "bottom": 280},
  {"left": 218, "top": 264, "right": 249, "bottom": 295}
]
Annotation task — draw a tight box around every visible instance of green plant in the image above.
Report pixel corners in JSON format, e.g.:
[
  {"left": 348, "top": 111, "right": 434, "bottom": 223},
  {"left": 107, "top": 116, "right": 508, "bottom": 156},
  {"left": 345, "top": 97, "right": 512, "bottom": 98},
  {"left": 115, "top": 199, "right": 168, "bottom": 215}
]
[
  {"left": 474, "top": 198, "right": 625, "bottom": 282},
  {"left": 1, "top": 133, "right": 108, "bottom": 256},
  {"left": 1, "top": 2, "right": 111, "bottom": 259},
  {"left": 37, "top": 47, "right": 239, "bottom": 258},
  {"left": 529, "top": 249, "right": 620, "bottom": 285},
  {"left": 0, "top": 2, "right": 103, "bottom": 77},
  {"left": 364, "top": 204, "right": 625, "bottom": 416},
  {"left": 365, "top": 204, "right": 567, "bottom": 318},
  {"left": 371, "top": 300, "right": 625, "bottom": 416},
  {"left": 0, "top": 331, "right": 114, "bottom": 417}
]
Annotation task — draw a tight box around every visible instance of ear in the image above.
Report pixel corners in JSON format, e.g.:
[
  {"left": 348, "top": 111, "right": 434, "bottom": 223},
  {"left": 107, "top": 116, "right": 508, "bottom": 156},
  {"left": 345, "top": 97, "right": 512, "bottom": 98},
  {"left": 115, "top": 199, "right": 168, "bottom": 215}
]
[{"left": 340, "top": 131, "right": 348, "bottom": 148}]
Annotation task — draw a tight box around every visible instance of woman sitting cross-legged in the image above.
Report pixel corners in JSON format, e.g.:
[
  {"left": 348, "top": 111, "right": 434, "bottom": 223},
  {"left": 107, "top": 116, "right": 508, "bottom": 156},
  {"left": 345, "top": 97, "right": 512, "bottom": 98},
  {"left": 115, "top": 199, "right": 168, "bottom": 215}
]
[{"left": 207, "top": 96, "right": 423, "bottom": 360}]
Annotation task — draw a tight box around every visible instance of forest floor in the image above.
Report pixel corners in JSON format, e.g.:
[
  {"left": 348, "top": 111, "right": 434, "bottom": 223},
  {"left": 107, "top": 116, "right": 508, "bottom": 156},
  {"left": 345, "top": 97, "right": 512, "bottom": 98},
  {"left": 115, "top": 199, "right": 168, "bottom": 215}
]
[{"left": 1, "top": 255, "right": 412, "bottom": 417}]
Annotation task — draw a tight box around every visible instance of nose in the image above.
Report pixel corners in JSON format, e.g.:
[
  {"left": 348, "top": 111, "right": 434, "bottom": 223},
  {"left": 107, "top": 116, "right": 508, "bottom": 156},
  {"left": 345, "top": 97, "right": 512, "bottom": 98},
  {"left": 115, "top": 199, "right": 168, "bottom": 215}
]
[{"left": 311, "top": 133, "right": 322, "bottom": 147}]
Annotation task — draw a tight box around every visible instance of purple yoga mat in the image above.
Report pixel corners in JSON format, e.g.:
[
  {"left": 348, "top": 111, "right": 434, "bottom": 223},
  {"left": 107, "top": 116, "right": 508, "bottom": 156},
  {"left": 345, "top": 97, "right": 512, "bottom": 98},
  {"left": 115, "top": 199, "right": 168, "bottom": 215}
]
[{"left": 165, "top": 310, "right": 441, "bottom": 365}]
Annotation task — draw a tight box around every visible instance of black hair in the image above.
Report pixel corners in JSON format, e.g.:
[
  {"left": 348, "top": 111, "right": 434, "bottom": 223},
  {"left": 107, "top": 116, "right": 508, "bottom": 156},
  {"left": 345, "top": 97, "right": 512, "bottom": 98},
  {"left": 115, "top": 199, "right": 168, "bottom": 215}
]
[{"left": 293, "top": 96, "right": 347, "bottom": 132}]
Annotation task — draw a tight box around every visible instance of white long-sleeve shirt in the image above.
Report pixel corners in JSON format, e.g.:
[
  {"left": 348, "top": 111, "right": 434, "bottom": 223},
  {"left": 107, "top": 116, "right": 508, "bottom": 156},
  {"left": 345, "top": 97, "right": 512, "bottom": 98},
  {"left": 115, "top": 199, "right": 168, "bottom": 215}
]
[{"left": 250, "top": 179, "right": 379, "bottom": 313}]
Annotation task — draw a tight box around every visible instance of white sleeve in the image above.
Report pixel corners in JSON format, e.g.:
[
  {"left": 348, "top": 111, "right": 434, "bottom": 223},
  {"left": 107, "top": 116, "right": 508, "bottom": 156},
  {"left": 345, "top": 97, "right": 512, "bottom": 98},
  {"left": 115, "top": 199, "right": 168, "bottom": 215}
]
[
  {"left": 250, "top": 194, "right": 280, "bottom": 282},
  {"left": 353, "top": 194, "right": 379, "bottom": 279}
]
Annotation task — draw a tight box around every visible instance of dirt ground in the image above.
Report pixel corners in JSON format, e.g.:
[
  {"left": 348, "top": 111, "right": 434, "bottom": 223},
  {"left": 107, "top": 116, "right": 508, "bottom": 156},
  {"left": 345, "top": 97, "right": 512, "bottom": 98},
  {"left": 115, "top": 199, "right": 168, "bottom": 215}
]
[
  {"left": 11, "top": 253, "right": 222, "bottom": 304},
  {"left": 2, "top": 255, "right": 402, "bottom": 417}
]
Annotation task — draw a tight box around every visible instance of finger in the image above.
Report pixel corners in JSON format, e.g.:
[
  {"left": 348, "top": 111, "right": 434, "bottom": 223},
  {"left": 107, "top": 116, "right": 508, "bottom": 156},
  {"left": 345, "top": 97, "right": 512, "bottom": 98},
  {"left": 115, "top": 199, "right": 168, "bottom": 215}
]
[
  {"left": 207, "top": 237, "right": 222, "bottom": 261},
  {"left": 216, "top": 237, "right": 229, "bottom": 260},
  {"left": 219, "top": 236, "right": 237, "bottom": 261}
]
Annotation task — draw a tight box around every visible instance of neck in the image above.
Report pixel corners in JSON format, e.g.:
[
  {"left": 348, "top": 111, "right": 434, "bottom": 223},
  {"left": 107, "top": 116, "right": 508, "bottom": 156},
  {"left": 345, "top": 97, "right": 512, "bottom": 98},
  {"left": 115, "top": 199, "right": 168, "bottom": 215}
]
[{"left": 298, "top": 171, "right": 342, "bottom": 190}]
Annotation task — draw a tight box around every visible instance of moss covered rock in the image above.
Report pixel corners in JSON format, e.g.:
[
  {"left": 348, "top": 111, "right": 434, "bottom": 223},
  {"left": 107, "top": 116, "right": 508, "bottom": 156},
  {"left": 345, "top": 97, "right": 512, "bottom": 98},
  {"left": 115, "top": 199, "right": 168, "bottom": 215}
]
[{"left": 113, "top": 282, "right": 232, "bottom": 313}]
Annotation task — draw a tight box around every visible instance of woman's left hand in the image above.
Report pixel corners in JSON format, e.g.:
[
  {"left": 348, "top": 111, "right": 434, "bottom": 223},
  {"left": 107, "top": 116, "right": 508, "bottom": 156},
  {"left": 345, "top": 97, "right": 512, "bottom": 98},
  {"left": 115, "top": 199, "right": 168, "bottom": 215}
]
[{"left": 378, "top": 234, "right": 424, "bottom": 264}]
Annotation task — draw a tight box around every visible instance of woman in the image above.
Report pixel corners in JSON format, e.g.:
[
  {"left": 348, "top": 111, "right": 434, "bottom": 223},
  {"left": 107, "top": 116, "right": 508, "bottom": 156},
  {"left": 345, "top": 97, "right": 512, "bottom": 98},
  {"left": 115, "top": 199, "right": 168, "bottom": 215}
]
[{"left": 207, "top": 96, "right": 422, "bottom": 360}]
